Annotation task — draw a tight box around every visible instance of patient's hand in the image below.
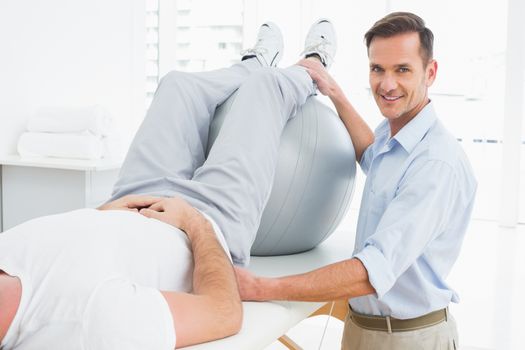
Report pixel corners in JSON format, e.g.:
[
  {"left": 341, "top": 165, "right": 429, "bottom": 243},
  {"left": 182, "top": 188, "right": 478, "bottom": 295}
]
[
  {"left": 139, "top": 197, "right": 200, "bottom": 233},
  {"left": 97, "top": 194, "right": 163, "bottom": 212}
]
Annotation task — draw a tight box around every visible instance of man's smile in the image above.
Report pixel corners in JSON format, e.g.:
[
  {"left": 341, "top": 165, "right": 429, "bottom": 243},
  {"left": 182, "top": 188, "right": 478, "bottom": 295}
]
[{"left": 380, "top": 94, "right": 403, "bottom": 102}]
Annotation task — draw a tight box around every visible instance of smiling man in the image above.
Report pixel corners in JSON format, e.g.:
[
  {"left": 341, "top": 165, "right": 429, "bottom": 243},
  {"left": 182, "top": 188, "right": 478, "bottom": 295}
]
[{"left": 236, "top": 12, "right": 477, "bottom": 349}]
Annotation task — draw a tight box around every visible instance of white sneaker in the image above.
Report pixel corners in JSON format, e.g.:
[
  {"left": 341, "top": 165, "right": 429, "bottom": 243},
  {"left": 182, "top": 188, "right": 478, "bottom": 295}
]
[
  {"left": 302, "top": 19, "right": 337, "bottom": 69},
  {"left": 241, "top": 22, "right": 283, "bottom": 67}
]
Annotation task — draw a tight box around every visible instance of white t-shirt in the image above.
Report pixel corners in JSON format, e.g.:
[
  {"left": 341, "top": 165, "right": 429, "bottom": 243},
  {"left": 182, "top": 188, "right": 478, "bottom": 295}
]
[{"left": 0, "top": 208, "right": 229, "bottom": 350}]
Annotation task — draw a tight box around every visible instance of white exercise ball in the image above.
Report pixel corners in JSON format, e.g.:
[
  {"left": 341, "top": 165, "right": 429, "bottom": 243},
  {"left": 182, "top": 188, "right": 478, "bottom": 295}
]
[{"left": 207, "top": 93, "right": 356, "bottom": 255}]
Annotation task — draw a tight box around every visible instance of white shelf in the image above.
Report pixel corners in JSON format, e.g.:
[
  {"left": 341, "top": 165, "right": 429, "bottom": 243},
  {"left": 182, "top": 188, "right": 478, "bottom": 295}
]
[
  {"left": 0, "top": 155, "right": 123, "bottom": 171},
  {"left": 0, "top": 155, "right": 122, "bottom": 232}
]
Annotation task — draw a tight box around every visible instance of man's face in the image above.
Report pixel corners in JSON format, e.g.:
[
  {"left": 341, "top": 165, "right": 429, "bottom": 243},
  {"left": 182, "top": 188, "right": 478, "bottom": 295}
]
[{"left": 368, "top": 32, "right": 437, "bottom": 128}]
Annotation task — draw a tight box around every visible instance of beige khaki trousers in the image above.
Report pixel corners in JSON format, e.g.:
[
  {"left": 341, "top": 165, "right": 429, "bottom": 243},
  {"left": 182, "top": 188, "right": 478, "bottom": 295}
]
[{"left": 341, "top": 312, "right": 459, "bottom": 350}]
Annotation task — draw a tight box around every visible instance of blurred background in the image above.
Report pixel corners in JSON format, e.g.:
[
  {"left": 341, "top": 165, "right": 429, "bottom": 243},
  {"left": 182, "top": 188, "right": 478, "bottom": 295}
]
[{"left": 0, "top": 0, "right": 523, "bottom": 349}]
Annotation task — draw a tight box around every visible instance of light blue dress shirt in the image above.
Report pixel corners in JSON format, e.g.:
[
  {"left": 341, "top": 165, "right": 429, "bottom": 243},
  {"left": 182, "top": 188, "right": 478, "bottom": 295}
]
[{"left": 350, "top": 102, "right": 477, "bottom": 319}]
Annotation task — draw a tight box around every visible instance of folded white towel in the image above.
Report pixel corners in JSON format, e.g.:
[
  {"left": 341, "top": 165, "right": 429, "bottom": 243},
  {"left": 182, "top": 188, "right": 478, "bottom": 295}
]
[
  {"left": 17, "top": 132, "right": 105, "bottom": 160},
  {"left": 27, "top": 105, "right": 112, "bottom": 137}
]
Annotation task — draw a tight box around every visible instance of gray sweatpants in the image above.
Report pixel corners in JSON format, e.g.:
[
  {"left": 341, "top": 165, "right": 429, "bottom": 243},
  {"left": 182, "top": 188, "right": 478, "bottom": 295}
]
[{"left": 111, "top": 59, "right": 315, "bottom": 265}]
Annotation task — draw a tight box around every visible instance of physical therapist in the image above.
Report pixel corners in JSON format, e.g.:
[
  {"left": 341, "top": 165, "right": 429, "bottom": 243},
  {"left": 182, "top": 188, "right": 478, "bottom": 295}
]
[{"left": 236, "top": 12, "right": 477, "bottom": 350}]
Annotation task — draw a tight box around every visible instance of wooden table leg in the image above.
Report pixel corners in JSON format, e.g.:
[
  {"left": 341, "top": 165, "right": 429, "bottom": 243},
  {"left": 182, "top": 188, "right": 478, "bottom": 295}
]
[
  {"left": 309, "top": 300, "right": 349, "bottom": 321},
  {"left": 277, "top": 300, "right": 348, "bottom": 349},
  {"left": 278, "top": 334, "right": 303, "bottom": 349}
]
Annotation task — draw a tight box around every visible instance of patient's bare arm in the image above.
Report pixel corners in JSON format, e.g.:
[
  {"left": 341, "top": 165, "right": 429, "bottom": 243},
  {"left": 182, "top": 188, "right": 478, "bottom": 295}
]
[
  {"left": 140, "top": 198, "right": 242, "bottom": 348},
  {"left": 97, "top": 194, "right": 162, "bottom": 212}
]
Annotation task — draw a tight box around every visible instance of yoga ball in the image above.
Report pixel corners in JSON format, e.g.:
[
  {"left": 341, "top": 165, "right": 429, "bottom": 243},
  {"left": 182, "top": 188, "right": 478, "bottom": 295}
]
[{"left": 207, "top": 93, "right": 356, "bottom": 255}]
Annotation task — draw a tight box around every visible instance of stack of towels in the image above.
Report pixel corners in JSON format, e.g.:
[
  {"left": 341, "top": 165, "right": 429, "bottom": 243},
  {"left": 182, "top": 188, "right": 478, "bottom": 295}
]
[{"left": 18, "top": 106, "right": 120, "bottom": 160}]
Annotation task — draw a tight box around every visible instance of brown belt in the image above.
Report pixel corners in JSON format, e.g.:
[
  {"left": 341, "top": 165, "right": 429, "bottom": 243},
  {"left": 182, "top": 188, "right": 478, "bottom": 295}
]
[{"left": 349, "top": 308, "right": 448, "bottom": 333}]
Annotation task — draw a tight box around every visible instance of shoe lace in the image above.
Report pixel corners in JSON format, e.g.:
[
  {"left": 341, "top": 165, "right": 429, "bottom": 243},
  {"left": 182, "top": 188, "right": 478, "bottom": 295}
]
[
  {"left": 301, "top": 38, "right": 333, "bottom": 62},
  {"left": 240, "top": 46, "right": 268, "bottom": 57}
]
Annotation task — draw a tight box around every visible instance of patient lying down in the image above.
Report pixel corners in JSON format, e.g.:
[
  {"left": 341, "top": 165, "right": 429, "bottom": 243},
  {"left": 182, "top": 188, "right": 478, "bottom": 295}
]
[
  {"left": 0, "top": 195, "right": 242, "bottom": 350},
  {"left": 0, "top": 17, "right": 323, "bottom": 349}
]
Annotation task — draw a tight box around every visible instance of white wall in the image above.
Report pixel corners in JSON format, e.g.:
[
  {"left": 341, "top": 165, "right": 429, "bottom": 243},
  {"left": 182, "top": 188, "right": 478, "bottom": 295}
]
[{"left": 0, "top": 0, "right": 146, "bottom": 157}]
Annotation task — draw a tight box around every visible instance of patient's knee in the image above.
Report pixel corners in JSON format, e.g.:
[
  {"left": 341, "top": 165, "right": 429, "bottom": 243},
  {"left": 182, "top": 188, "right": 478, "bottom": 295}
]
[
  {"left": 159, "top": 70, "right": 192, "bottom": 89},
  {"left": 241, "top": 68, "right": 286, "bottom": 99},
  {"left": 248, "top": 67, "right": 281, "bottom": 85}
]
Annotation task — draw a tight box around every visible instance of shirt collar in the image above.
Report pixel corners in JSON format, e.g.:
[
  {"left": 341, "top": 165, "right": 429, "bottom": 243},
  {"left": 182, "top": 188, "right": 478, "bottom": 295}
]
[{"left": 392, "top": 101, "right": 437, "bottom": 153}]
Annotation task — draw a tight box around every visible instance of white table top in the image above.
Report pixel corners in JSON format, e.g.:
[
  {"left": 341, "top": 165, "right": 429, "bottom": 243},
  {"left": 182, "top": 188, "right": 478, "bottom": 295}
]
[
  {"left": 0, "top": 155, "right": 122, "bottom": 171},
  {"left": 183, "top": 227, "right": 355, "bottom": 349}
]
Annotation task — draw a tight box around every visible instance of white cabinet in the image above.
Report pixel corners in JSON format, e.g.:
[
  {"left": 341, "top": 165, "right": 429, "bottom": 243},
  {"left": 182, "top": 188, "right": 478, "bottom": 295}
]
[{"left": 0, "top": 156, "right": 121, "bottom": 232}]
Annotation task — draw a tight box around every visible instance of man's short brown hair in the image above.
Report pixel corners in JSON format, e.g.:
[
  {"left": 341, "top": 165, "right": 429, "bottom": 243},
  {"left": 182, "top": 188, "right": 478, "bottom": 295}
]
[{"left": 364, "top": 12, "right": 434, "bottom": 65}]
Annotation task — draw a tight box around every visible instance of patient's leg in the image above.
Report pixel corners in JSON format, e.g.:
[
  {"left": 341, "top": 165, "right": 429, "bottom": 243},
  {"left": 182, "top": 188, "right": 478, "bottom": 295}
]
[
  {"left": 111, "top": 59, "right": 262, "bottom": 201},
  {"left": 179, "top": 66, "right": 316, "bottom": 265}
]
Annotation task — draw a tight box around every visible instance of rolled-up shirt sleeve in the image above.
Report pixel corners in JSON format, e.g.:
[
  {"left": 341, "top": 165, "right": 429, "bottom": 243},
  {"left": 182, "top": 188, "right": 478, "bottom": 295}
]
[
  {"left": 353, "top": 159, "right": 459, "bottom": 299},
  {"left": 359, "top": 144, "right": 374, "bottom": 175}
]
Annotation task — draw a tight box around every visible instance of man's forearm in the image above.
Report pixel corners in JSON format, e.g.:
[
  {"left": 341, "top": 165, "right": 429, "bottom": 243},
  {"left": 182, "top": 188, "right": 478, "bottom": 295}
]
[
  {"left": 151, "top": 199, "right": 242, "bottom": 347},
  {"left": 253, "top": 258, "right": 375, "bottom": 302},
  {"left": 183, "top": 212, "right": 240, "bottom": 304},
  {"left": 330, "top": 90, "right": 374, "bottom": 162}
]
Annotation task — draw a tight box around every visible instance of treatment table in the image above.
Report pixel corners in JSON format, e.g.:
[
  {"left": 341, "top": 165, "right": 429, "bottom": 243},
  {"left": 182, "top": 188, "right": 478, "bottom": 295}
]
[{"left": 183, "top": 226, "right": 354, "bottom": 350}]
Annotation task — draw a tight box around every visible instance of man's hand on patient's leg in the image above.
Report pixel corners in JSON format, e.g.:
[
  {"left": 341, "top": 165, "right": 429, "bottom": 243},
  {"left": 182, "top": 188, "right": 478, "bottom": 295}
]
[
  {"left": 297, "top": 58, "right": 341, "bottom": 98},
  {"left": 235, "top": 267, "right": 266, "bottom": 301},
  {"left": 97, "top": 194, "right": 163, "bottom": 212}
]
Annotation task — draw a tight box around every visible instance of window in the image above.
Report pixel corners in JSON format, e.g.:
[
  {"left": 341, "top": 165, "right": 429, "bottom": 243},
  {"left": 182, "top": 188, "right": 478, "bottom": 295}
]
[
  {"left": 172, "top": 0, "right": 244, "bottom": 72},
  {"left": 148, "top": 0, "right": 244, "bottom": 108},
  {"left": 145, "top": 0, "right": 160, "bottom": 109}
]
